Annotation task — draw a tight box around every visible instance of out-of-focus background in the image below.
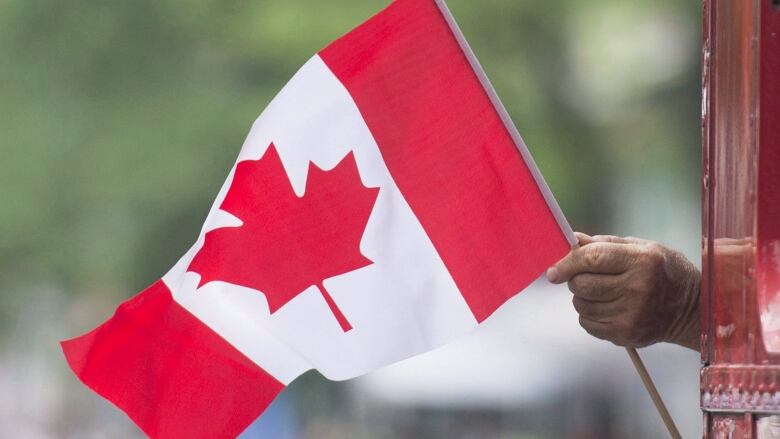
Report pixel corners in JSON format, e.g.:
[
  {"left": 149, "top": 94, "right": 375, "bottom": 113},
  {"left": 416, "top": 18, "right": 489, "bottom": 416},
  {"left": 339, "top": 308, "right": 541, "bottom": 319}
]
[{"left": 0, "top": 0, "right": 703, "bottom": 437}]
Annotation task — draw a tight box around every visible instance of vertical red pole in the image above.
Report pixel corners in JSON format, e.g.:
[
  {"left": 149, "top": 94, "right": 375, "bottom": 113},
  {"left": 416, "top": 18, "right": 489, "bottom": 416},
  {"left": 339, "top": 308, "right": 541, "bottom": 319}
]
[
  {"left": 756, "top": 0, "right": 780, "bottom": 356},
  {"left": 701, "top": 0, "right": 780, "bottom": 436}
]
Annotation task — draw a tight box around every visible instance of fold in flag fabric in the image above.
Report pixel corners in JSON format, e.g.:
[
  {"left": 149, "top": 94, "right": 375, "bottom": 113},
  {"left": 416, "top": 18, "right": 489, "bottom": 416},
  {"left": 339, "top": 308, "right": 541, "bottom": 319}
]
[{"left": 61, "top": 0, "right": 575, "bottom": 437}]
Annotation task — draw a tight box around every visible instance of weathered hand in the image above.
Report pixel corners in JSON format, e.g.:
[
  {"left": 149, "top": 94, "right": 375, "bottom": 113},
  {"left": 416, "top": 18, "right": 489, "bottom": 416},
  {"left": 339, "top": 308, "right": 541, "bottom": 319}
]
[{"left": 547, "top": 233, "right": 701, "bottom": 350}]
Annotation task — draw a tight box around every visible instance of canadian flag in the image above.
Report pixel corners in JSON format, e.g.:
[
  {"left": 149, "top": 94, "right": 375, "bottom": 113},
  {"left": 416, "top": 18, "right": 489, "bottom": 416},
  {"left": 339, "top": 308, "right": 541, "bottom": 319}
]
[{"left": 61, "top": 0, "right": 575, "bottom": 437}]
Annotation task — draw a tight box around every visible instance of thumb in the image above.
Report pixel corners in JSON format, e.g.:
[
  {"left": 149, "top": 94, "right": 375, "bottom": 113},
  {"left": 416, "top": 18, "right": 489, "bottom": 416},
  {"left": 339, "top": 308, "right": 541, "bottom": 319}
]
[{"left": 547, "top": 232, "right": 591, "bottom": 283}]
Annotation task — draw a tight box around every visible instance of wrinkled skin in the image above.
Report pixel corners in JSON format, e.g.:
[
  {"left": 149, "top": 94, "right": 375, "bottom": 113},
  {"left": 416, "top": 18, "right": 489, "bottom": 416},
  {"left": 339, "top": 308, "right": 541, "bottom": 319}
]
[{"left": 547, "top": 233, "right": 701, "bottom": 350}]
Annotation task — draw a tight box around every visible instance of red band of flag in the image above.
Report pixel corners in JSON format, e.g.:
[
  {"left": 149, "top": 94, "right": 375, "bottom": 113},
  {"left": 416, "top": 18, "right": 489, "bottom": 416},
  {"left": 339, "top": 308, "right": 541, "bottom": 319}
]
[
  {"left": 320, "top": 0, "right": 570, "bottom": 322},
  {"left": 61, "top": 281, "right": 283, "bottom": 438}
]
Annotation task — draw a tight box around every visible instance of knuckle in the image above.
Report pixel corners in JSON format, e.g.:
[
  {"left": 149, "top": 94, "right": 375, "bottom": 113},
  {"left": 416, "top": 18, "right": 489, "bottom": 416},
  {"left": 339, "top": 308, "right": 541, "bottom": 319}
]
[
  {"left": 643, "top": 244, "right": 666, "bottom": 266},
  {"left": 572, "top": 296, "right": 589, "bottom": 315},
  {"left": 568, "top": 275, "right": 588, "bottom": 293},
  {"left": 579, "top": 316, "right": 612, "bottom": 341},
  {"left": 584, "top": 248, "right": 602, "bottom": 267},
  {"left": 620, "top": 281, "right": 641, "bottom": 299},
  {"left": 571, "top": 296, "right": 582, "bottom": 312},
  {"left": 577, "top": 279, "right": 605, "bottom": 301}
]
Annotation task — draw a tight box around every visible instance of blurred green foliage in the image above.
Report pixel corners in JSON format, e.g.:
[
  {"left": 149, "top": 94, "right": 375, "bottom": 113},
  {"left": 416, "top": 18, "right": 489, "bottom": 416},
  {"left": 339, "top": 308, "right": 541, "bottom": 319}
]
[{"left": 0, "top": 0, "right": 700, "bottom": 324}]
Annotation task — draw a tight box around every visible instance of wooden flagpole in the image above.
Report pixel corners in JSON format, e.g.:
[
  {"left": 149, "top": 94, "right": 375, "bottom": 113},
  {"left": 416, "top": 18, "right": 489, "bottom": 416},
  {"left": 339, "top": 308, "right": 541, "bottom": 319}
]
[{"left": 625, "top": 347, "right": 682, "bottom": 439}]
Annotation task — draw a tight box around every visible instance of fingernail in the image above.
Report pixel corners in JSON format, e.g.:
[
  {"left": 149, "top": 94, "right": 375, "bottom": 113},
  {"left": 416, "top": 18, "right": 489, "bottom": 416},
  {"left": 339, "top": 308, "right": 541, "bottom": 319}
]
[{"left": 546, "top": 267, "right": 561, "bottom": 283}]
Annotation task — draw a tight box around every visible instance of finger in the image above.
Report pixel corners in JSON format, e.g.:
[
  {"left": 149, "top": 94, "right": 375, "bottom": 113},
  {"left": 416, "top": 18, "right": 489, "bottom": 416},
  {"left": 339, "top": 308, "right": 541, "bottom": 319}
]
[
  {"left": 572, "top": 296, "right": 623, "bottom": 321},
  {"left": 574, "top": 232, "right": 593, "bottom": 246},
  {"left": 589, "top": 235, "right": 645, "bottom": 245},
  {"left": 567, "top": 273, "right": 624, "bottom": 302},
  {"left": 578, "top": 316, "right": 615, "bottom": 342},
  {"left": 546, "top": 242, "right": 635, "bottom": 283}
]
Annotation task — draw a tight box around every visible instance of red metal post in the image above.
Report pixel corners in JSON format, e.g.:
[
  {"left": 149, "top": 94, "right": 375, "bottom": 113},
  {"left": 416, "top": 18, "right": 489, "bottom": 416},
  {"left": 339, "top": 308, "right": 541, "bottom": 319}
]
[{"left": 701, "top": 0, "right": 780, "bottom": 437}]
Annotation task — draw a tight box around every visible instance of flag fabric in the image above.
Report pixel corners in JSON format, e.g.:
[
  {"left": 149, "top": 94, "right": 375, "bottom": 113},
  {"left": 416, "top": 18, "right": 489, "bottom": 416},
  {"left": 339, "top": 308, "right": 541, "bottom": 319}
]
[{"left": 61, "top": 0, "right": 575, "bottom": 437}]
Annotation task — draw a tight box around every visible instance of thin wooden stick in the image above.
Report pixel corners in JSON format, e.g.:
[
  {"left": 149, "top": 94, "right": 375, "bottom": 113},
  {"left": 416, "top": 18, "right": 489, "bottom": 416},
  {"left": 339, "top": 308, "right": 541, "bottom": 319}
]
[{"left": 625, "top": 347, "right": 682, "bottom": 439}]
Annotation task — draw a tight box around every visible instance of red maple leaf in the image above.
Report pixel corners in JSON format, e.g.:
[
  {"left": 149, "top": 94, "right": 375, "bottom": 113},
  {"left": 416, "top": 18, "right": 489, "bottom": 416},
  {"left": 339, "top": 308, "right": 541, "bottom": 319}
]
[{"left": 188, "top": 144, "right": 379, "bottom": 332}]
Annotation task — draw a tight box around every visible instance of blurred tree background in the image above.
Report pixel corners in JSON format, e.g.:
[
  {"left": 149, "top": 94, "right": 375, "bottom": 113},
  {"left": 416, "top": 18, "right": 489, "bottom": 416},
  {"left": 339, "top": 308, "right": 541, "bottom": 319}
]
[{"left": 0, "top": 0, "right": 702, "bottom": 437}]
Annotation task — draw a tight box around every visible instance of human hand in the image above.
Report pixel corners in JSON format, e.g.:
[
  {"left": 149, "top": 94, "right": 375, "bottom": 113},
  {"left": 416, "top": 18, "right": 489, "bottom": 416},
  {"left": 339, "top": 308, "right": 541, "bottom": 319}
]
[{"left": 547, "top": 233, "right": 701, "bottom": 350}]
